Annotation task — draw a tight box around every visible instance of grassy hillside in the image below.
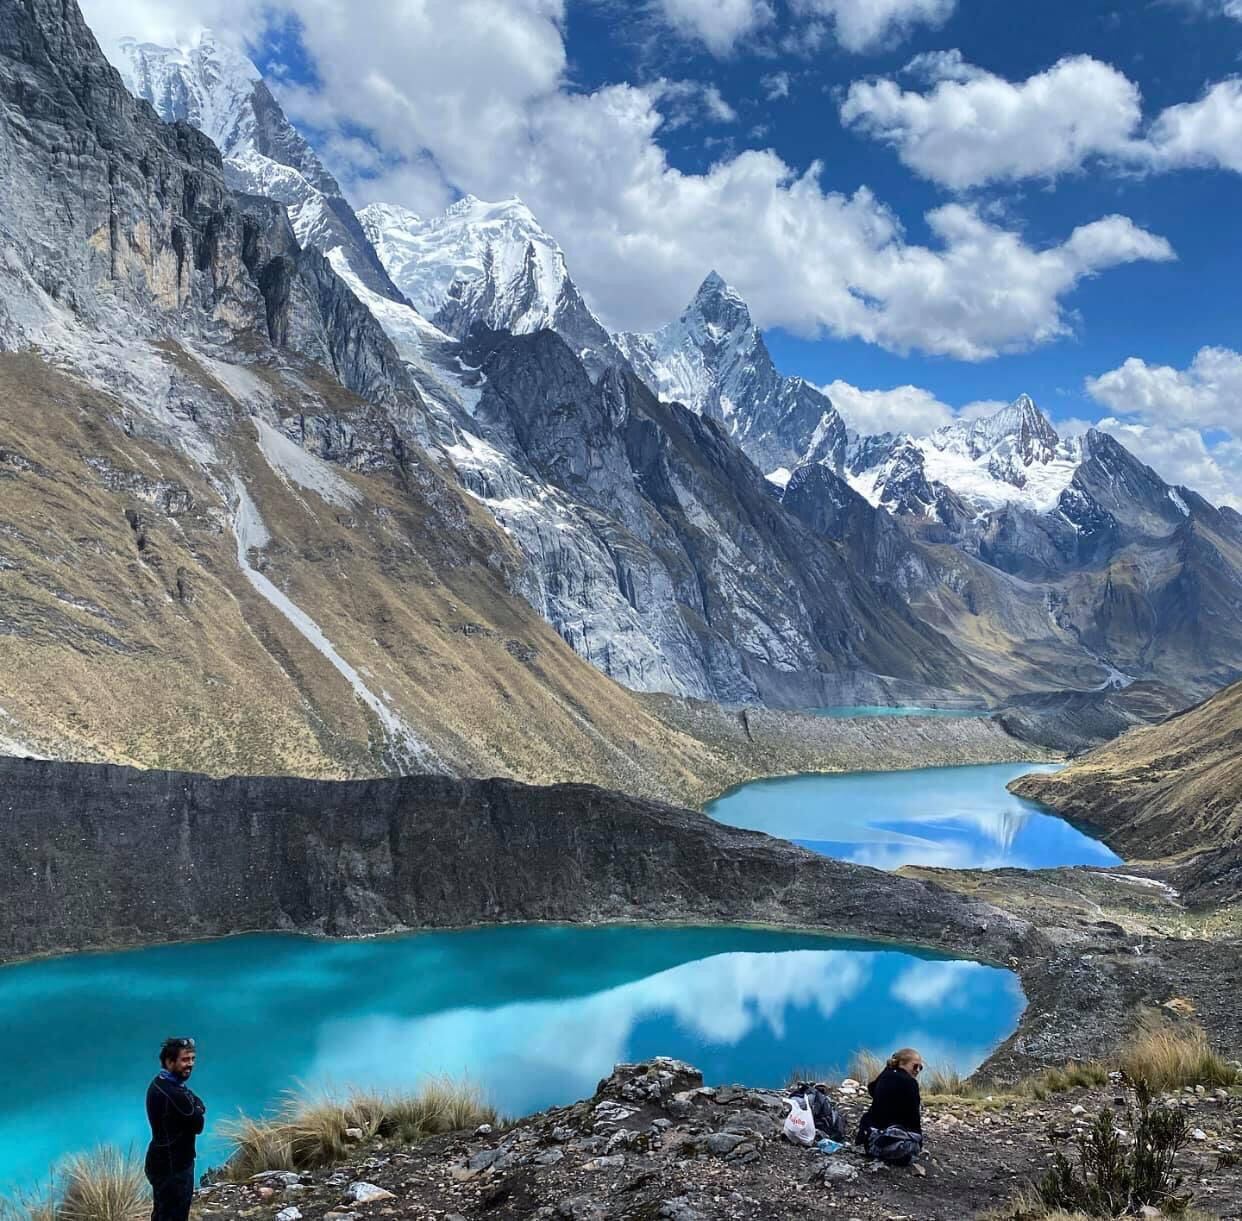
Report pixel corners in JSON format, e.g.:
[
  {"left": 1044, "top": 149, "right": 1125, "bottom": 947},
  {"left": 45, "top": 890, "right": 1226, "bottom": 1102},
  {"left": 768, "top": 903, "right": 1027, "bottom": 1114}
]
[{"left": 1011, "top": 679, "right": 1242, "bottom": 897}]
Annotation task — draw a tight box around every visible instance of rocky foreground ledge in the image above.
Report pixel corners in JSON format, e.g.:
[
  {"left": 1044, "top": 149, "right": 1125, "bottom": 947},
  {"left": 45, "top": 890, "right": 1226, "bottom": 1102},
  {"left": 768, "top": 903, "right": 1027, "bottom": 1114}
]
[{"left": 197, "top": 1059, "right": 1242, "bottom": 1221}]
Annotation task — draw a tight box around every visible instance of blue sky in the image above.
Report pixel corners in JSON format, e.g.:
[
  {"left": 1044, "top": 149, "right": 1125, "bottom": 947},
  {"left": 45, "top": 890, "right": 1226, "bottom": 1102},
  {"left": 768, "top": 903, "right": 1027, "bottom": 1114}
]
[
  {"left": 561, "top": 1, "right": 1242, "bottom": 430},
  {"left": 83, "top": 0, "right": 1241, "bottom": 502}
]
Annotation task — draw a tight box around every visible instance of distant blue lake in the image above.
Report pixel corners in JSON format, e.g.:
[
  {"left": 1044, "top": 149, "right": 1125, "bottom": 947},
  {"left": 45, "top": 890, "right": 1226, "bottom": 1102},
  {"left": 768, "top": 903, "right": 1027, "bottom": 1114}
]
[
  {"left": 0, "top": 926, "right": 1024, "bottom": 1188},
  {"left": 811, "top": 705, "right": 991, "bottom": 718},
  {"left": 708, "top": 763, "right": 1120, "bottom": 871}
]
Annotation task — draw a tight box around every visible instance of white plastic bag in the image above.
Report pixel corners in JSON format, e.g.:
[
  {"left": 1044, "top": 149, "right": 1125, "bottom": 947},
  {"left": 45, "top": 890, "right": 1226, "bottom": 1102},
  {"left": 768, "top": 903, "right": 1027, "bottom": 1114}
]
[{"left": 783, "top": 1093, "right": 816, "bottom": 1146}]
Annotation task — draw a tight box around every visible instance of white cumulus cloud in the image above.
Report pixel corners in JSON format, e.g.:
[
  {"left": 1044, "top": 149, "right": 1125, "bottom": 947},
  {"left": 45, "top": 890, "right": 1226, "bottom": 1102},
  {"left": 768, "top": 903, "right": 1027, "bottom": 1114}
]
[
  {"left": 1085, "top": 347, "right": 1242, "bottom": 508},
  {"left": 790, "top": 0, "right": 956, "bottom": 52},
  {"left": 1086, "top": 347, "right": 1242, "bottom": 431},
  {"left": 80, "top": 0, "right": 1174, "bottom": 357},
  {"left": 841, "top": 53, "right": 1242, "bottom": 188},
  {"left": 655, "top": 0, "right": 773, "bottom": 56},
  {"left": 823, "top": 381, "right": 1004, "bottom": 434}
]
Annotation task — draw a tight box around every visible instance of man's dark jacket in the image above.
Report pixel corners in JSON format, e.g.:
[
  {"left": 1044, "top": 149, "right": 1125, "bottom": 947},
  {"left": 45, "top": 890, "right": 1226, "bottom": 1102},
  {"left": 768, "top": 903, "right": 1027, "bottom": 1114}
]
[{"left": 144, "top": 1074, "right": 207, "bottom": 1179}]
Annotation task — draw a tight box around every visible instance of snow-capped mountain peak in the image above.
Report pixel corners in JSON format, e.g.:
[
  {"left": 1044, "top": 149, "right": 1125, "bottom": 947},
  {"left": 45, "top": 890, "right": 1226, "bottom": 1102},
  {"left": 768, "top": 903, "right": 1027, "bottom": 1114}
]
[
  {"left": 360, "top": 195, "right": 624, "bottom": 376},
  {"left": 113, "top": 31, "right": 401, "bottom": 302},
  {"left": 681, "top": 270, "right": 755, "bottom": 348},
  {"left": 617, "top": 275, "right": 847, "bottom": 474},
  {"left": 116, "top": 33, "right": 261, "bottom": 159},
  {"left": 933, "top": 392, "right": 1062, "bottom": 466},
  {"left": 359, "top": 194, "right": 564, "bottom": 324},
  {"left": 847, "top": 395, "right": 1083, "bottom": 517}
]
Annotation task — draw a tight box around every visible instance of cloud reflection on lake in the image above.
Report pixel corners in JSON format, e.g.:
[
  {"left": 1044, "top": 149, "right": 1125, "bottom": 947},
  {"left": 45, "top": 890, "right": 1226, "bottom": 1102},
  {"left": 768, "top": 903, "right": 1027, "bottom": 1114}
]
[
  {"left": 0, "top": 928, "right": 1024, "bottom": 1187},
  {"left": 708, "top": 763, "right": 1119, "bottom": 870}
]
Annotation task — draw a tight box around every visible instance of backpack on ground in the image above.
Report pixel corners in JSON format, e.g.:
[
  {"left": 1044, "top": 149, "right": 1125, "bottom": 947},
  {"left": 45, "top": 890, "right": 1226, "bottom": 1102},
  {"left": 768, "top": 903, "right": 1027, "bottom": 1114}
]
[{"left": 788, "top": 1081, "right": 847, "bottom": 1143}]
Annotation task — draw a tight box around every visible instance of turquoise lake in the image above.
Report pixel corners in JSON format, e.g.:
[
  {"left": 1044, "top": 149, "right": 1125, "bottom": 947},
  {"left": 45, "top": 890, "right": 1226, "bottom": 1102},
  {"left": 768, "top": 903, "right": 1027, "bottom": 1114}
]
[
  {"left": 707, "top": 763, "right": 1121, "bottom": 871},
  {"left": 0, "top": 925, "right": 1024, "bottom": 1188},
  {"left": 811, "top": 705, "right": 991, "bottom": 718}
]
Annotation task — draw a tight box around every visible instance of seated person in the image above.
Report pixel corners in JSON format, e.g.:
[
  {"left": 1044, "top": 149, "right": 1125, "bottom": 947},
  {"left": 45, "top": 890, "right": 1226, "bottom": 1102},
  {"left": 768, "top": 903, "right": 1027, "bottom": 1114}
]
[{"left": 855, "top": 1047, "right": 925, "bottom": 1167}]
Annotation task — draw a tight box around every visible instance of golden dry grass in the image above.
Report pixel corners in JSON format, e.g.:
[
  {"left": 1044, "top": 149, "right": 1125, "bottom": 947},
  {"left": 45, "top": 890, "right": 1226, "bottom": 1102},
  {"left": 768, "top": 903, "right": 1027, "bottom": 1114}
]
[
  {"left": 220, "top": 1078, "right": 498, "bottom": 1177},
  {"left": 1117, "top": 1022, "right": 1237, "bottom": 1092},
  {"left": 847, "top": 1049, "right": 885, "bottom": 1084},
  {"left": 0, "top": 1149, "right": 146, "bottom": 1221},
  {"left": 55, "top": 1150, "right": 147, "bottom": 1221},
  {"left": 844, "top": 1024, "right": 1235, "bottom": 1105}
]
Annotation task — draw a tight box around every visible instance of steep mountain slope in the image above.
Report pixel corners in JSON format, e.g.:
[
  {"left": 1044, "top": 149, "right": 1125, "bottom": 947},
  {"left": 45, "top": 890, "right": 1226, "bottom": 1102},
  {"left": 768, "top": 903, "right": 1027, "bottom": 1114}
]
[
  {"left": 21, "top": 5, "right": 1237, "bottom": 739},
  {"left": 360, "top": 196, "right": 624, "bottom": 377},
  {"left": 617, "top": 272, "right": 848, "bottom": 475},
  {"left": 0, "top": 0, "right": 783, "bottom": 794},
  {"left": 450, "top": 326, "right": 981, "bottom": 707},
  {"left": 1011, "top": 680, "right": 1242, "bottom": 902},
  {"left": 107, "top": 33, "right": 986, "bottom": 708},
  {"left": 115, "top": 33, "right": 403, "bottom": 304}
]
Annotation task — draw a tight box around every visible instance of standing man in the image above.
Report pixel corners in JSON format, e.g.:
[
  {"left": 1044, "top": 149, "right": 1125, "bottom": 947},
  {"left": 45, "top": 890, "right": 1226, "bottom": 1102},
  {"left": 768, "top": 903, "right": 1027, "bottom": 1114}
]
[{"left": 145, "top": 1036, "right": 207, "bottom": 1221}]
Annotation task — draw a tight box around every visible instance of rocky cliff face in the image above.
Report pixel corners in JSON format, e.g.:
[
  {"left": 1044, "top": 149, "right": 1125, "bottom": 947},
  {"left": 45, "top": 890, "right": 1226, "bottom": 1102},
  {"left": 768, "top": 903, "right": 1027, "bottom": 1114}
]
[
  {"left": 452, "top": 327, "right": 978, "bottom": 706},
  {"left": 0, "top": 0, "right": 261, "bottom": 342},
  {"left": 0, "top": 755, "right": 1030, "bottom": 967},
  {"left": 0, "top": 0, "right": 797, "bottom": 791},
  {"left": 115, "top": 32, "right": 405, "bottom": 305}
]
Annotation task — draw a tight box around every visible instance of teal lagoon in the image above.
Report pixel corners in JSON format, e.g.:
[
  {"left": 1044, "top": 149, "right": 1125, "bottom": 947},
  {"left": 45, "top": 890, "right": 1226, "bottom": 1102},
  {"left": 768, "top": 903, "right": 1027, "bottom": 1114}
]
[
  {"left": 0, "top": 925, "right": 1024, "bottom": 1188},
  {"left": 708, "top": 763, "right": 1120, "bottom": 871},
  {"left": 811, "top": 705, "right": 991, "bottom": 718}
]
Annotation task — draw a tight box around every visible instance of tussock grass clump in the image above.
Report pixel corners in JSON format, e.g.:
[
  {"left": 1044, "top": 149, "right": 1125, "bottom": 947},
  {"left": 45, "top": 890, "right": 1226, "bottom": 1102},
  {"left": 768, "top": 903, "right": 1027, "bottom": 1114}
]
[
  {"left": 220, "top": 1077, "right": 498, "bottom": 1177},
  {"left": 784, "top": 1067, "right": 840, "bottom": 1090},
  {"left": 922, "top": 1064, "right": 971, "bottom": 1096},
  {"left": 0, "top": 1189, "right": 58, "bottom": 1221},
  {"left": 1, "top": 1149, "right": 146, "bottom": 1221},
  {"left": 847, "top": 1050, "right": 884, "bottom": 1084},
  {"left": 1117, "top": 1023, "right": 1237, "bottom": 1092},
  {"left": 1024, "top": 1062, "right": 1110, "bottom": 1101},
  {"left": 56, "top": 1150, "right": 147, "bottom": 1221}
]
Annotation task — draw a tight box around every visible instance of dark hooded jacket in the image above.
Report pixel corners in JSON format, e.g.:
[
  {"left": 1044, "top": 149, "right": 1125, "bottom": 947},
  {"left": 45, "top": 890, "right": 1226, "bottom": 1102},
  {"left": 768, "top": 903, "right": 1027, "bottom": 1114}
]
[{"left": 857, "top": 1064, "right": 921, "bottom": 1136}]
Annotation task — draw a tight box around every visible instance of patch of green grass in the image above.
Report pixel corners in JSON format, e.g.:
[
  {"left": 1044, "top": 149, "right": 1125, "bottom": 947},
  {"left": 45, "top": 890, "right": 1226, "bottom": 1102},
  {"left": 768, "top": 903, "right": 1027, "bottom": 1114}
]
[{"left": 1024, "top": 1062, "right": 1111, "bottom": 1101}]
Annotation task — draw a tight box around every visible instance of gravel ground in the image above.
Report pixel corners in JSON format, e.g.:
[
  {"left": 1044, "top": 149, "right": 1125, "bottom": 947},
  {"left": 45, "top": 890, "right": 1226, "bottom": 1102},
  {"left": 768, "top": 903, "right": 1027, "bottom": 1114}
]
[{"left": 196, "top": 1059, "right": 1242, "bottom": 1221}]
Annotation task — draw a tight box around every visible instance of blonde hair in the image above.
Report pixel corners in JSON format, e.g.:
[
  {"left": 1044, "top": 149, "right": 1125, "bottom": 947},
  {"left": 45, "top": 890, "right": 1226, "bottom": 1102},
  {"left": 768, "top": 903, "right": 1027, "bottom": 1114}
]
[{"left": 887, "top": 1047, "right": 921, "bottom": 1071}]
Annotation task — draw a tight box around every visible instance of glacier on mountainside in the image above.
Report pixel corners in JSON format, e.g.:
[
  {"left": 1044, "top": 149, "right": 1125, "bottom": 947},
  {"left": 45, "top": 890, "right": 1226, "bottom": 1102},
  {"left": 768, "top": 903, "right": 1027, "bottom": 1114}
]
[
  {"left": 844, "top": 395, "right": 1084, "bottom": 520},
  {"left": 360, "top": 197, "right": 624, "bottom": 377},
  {"left": 115, "top": 32, "right": 403, "bottom": 303}
]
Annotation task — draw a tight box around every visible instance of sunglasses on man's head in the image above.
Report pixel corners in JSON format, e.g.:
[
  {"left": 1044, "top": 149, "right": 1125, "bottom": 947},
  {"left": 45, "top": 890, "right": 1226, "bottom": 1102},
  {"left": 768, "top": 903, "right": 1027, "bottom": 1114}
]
[{"left": 167, "top": 1037, "right": 196, "bottom": 1050}]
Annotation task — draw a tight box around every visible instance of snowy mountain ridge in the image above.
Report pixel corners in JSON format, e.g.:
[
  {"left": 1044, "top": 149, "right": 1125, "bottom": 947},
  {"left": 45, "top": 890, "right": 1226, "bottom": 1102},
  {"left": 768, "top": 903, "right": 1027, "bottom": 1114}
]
[
  {"left": 97, "top": 25, "right": 1242, "bottom": 712},
  {"left": 359, "top": 196, "right": 623, "bottom": 376},
  {"left": 116, "top": 34, "right": 263, "bottom": 163},
  {"left": 844, "top": 395, "right": 1086, "bottom": 519},
  {"left": 115, "top": 32, "right": 402, "bottom": 303},
  {"left": 617, "top": 271, "right": 848, "bottom": 475}
]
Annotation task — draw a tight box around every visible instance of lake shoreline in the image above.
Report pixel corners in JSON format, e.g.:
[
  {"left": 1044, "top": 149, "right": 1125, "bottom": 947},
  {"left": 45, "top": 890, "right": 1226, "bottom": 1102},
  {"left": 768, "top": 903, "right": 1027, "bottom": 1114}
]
[
  {"left": 3, "top": 754, "right": 1238, "bottom": 1095},
  {"left": 0, "top": 926, "right": 1027, "bottom": 1183}
]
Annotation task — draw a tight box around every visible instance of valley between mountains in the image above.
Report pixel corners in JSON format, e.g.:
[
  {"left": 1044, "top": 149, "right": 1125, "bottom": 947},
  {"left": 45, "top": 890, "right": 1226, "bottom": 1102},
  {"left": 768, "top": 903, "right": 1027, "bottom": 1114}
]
[{"left": 2, "top": 9, "right": 1238, "bottom": 780}]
